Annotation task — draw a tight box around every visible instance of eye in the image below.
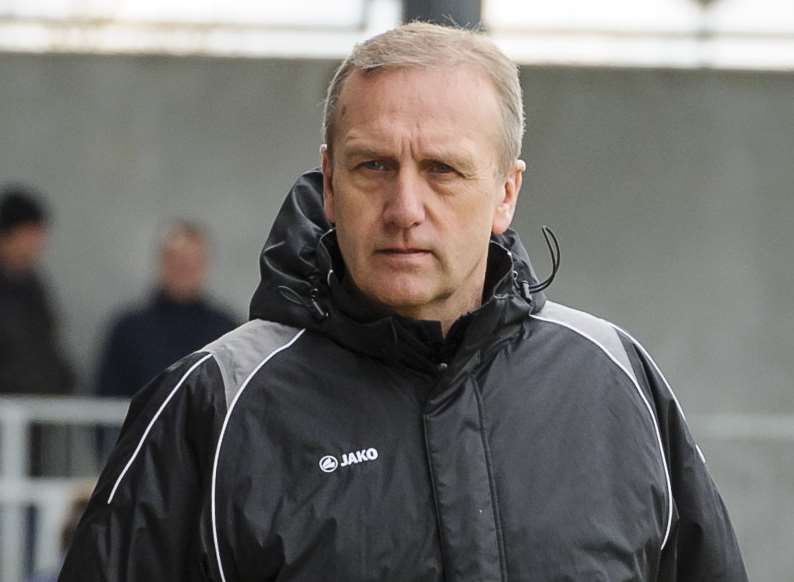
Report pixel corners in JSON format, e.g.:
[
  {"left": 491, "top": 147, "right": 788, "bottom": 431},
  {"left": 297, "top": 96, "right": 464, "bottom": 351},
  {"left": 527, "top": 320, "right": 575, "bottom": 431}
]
[
  {"left": 428, "top": 161, "right": 455, "bottom": 174},
  {"left": 360, "top": 160, "right": 389, "bottom": 171}
]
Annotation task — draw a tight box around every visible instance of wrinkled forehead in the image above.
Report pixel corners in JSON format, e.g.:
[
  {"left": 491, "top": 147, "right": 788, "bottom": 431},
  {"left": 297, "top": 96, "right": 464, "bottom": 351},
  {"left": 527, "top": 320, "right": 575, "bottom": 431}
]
[
  {"left": 333, "top": 65, "right": 503, "bottom": 161},
  {"left": 338, "top": 64, "right": 498, "bottom": 116}
]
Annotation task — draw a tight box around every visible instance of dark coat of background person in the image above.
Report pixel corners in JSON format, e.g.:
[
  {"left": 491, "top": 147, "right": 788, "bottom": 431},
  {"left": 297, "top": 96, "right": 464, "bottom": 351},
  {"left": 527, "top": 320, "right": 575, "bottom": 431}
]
[
  {"left": 95, "top": 290, "right": 237, "bottom": 397},
  {"left": 0, "top": 185, "right": 73, "bottom": 395},
  {"left": 0, "top": 267, "right": 74, "bottom": 394}
]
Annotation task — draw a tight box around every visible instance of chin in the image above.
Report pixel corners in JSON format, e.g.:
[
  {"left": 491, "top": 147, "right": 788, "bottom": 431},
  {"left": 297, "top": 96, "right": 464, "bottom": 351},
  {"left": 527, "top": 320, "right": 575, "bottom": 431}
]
[{"left": 369, "top": 285, "right": 434, "bottom": 313}]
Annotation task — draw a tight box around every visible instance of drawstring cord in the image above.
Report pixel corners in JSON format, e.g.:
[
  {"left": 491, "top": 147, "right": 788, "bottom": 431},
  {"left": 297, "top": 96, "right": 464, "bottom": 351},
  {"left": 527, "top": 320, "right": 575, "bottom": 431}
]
[
  {"left": 277, "top": 285, "right": 329, "bottom": 320},
  {"left": 519, "top": 226, "right": 561, "bottom": 300}
]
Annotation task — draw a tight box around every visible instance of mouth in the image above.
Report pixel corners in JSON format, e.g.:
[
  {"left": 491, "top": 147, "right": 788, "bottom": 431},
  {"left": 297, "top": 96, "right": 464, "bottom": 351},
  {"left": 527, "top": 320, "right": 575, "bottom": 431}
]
[
  {"left": 375, "top": 248, "right": 433, "bottom": 265},
  {"left": 377, "top": 248, "right": 431, "bottom": 256}
]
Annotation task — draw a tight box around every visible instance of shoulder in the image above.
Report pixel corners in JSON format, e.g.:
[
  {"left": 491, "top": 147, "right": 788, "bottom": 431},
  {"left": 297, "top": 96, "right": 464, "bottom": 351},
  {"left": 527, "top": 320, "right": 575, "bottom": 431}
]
[
  {"left": 529, "top": 300, "right": 639, "bottom": 380},
  {"left": 528, "top": 300, "right": 683, "bottom": 420},
  {"left": 200, "top": 320, "right": 306, "bottom": 407}
]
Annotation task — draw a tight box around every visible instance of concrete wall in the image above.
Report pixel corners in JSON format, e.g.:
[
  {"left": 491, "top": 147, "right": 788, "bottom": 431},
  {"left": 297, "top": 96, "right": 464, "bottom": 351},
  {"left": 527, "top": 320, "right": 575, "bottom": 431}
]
[
  {"left": 1, "top": 53, "right": 791, "bottom": 579},
  {"left": 0, "top": 53, "right": 335, "bottom": 382}
]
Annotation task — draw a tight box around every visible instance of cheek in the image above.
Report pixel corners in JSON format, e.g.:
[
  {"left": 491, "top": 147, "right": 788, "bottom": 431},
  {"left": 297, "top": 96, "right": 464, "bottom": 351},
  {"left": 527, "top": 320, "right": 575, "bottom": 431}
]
[
  {"left": 335, "top": 188, "right": 383, "bottom": 236},
  {"left": 335, "top": 209, "right": 372, "bottom": 265},
  {"left": 336, "top": 202, "right": 369, "bottom": 238},
  {"left": 449, "top": 195, "right": 498, "bottom": 238},
  {"left": 444, "top": 200, "right": 496, "bottom": 262}
]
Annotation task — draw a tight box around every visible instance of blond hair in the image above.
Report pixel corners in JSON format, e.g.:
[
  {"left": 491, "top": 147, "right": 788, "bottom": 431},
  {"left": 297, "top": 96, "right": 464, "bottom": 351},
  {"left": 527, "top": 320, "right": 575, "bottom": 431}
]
[{"left": 323, "top": 22, "right": 525, "bottom": 173}]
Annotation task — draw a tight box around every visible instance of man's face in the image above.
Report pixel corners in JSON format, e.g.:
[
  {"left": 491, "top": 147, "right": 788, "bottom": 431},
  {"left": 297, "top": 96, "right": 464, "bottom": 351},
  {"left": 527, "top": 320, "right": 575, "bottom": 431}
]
[
  {"left": 159, "top": 234, "right": 208, "bottom": 302},
  {"left": 322, "top": 66, "right": 524, "bottom": 326},
  {"left": 0, "top": 223, "right": 48, "bottom": 272}
]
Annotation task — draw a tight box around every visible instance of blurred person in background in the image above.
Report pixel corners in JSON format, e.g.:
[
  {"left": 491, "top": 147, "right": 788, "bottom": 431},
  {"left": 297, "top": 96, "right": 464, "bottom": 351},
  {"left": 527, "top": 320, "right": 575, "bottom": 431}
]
[
  {"left": 1, "top": 185, "right": 77, "bottom": 577},
  {"left": 0, "top": 183, "right": 74, "bottom": 396},
  {"left": 95, "top": 220, "right": 237, "bottom": 398}
]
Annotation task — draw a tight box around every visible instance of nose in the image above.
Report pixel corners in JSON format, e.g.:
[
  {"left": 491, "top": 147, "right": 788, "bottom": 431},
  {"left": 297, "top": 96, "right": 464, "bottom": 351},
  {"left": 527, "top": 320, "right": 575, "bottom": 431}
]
[{"left": 382, "top": 168, "right": 426, "bottom": 229}]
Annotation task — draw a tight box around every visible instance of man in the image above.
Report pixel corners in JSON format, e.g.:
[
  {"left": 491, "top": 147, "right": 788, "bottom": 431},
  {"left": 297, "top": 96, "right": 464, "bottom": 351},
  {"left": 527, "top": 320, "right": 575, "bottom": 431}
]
[
  {"left": 94, "top": 220, "right": 237, "bottom": 398},
  {"left": 60, "top": 23, "right": 747, "bottom": 581},
  {"left": 0, "top": 184, "right": 73, "bottom": 396}
]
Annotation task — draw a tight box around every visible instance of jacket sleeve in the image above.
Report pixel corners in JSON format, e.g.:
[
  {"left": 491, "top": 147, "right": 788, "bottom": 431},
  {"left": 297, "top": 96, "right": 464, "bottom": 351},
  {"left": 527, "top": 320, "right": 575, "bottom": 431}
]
[
  {"left": 621, "top": 333, "right": 749, "bottom": 581},
  {"left": 59, "top": 351, "right": 226, "bottom": 582}
]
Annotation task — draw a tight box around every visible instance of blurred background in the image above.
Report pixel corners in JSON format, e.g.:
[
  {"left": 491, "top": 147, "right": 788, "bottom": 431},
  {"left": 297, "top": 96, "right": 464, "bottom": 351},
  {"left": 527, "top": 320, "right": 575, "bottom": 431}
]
[{"left": 0, "top": 0, "right": 792, "bottom": 580}]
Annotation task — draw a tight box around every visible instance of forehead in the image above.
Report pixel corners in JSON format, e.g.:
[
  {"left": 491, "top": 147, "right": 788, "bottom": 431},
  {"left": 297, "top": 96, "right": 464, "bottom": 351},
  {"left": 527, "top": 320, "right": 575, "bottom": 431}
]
[
  {"left": 334, "top": 65, "right": 503, "bottom": 159},
  {"left": 162, "top": 233, "right": 206, "bottom": 256}
]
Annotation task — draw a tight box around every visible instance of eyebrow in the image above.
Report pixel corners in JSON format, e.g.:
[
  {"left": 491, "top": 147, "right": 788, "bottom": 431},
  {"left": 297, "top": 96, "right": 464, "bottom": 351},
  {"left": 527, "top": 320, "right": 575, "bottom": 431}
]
[
  {"left": 342, "top": 143, "right": 478, "bottom": 173},
  {"left": 426, "top": 150, "right": 477, "bottom": 172},
  {"left": 342, "top": 145, "right": 389, "bottom": 161}
]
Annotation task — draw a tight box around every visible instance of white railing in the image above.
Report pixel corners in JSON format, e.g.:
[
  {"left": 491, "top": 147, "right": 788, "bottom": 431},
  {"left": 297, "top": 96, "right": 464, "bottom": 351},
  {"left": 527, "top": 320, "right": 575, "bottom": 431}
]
[
  {"left": 0, "top": 396, "right": 129, "bottom": 582},
  {"left": 0, "top": 396, "right": 791, "bottom": 582}
]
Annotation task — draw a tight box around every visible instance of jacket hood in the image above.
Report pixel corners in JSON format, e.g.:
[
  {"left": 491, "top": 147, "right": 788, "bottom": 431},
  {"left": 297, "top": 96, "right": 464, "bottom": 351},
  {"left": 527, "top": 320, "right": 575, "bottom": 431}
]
[{"left": 250, "top": 169, "right": 548, "bottom": 370}]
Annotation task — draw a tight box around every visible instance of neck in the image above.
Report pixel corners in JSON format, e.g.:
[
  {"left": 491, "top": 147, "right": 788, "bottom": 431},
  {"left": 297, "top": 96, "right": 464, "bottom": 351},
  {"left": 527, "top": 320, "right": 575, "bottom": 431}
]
[
  {"left": 400, "top": 287, "right": 484, "bottom": 338},
  {"left": 358, "top": 278, "right": 485, "bottom": 338},
  {"left": 160, "top": 287, "right": 201, "bottom": 304},
  {"left": 339, "top": 272, "right": 484, "bottom": 338}
]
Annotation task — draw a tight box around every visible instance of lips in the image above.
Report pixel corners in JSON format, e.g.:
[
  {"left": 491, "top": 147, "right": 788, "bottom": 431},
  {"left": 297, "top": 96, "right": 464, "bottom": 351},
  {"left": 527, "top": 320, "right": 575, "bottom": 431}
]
[
  {"left": 378, "top": 248, "right": 429, "bottom": 254},
  {"left": 375, "top": 247, "right": 433, "bottom": 264}
]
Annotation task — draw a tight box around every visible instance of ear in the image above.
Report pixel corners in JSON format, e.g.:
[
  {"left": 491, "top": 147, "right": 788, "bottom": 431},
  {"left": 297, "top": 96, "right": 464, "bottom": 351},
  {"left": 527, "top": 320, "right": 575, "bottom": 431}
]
[
  {"left": 492, "top": 159, "right": 525, "bottom": 235},
  {"left": 320, "top": 144, "right": 336, "bottom": 224}
]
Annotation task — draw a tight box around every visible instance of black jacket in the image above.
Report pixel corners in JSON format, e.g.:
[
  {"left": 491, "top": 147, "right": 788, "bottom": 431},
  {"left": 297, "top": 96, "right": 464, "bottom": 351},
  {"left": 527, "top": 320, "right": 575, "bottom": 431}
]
[
  {"left": 60, "top": 170, "right": 747, "bottom": 581},
  {"left": 0, "top": 266, "right": 73, "bottom": 395}
]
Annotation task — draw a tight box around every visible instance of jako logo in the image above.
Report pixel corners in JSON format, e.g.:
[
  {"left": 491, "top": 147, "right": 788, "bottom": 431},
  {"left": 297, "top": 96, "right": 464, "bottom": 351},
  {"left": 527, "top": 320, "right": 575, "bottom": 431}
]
[
  {"left": 319, "top": 448, "right": 379, "bottom": 473},
  {"left": 319, "top": 455, "right": 339, "bottom": 473}
]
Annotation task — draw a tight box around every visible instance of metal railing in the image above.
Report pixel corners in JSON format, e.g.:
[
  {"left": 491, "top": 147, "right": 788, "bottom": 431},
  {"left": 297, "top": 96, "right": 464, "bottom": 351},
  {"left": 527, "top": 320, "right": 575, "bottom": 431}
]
[{"left": 0, "top": 396, "right": 129, "bottom": 582}]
